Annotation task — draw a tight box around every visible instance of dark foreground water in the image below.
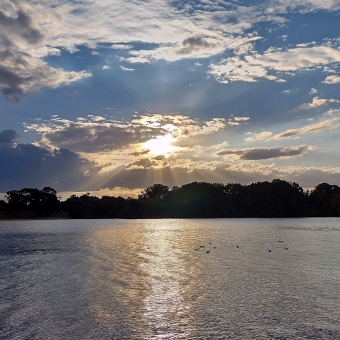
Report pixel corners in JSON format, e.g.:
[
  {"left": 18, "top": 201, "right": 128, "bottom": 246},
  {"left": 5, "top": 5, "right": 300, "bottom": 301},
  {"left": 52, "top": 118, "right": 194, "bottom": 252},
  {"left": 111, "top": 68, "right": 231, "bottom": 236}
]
[{"left": 0, "top": 218, "right": 340, "bottom": 339}]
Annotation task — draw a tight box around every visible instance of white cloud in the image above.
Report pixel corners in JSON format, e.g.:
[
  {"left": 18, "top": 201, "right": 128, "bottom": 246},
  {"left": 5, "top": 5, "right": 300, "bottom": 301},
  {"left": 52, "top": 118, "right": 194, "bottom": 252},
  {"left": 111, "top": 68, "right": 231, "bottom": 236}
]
[
  {"left": 324, "top": 109, "right": 339, "bottom": 116},
  {"left": 309, "top": 88, "right": 317, "bottom": 94},
  {"left": 209, "top": 56, "right": 277, "bottom": 83},
  {"left": 120, "top": 65, "right": 134, "bottom": 71},
  {"left": 265, "top": 47, "right": 283, "bottom": 53},
  {"left": 292, "top": 97, "right": 327, "bottom": 111},
  {"left": 0, "top": 48, "right": 91, "bottom": 102},
  {"left": 296, "top": 41, "right": 316, "bottom": 47},
  {"left": 245, "top": 131, "right": 273, "bottom": 141},
  {"left": 292, "top": 96, "right": 340, "bottom": 112},
  {"left": 322, "top": 75, "right": 340, "bottom": 84},
  {"left": 24, "top": 0, "right": 278, "bottom": 64},
  {"left": 102, "top": 65, "right": 110, "bottom": 70},
  {"left": 88, "top": 115, "right": 106, "bottom": 122},
  {"left": 245, "top": 117, "right": 340, "bottom": 142},
  {"left": 234, "top": 117, "right": 250, "bottom": 122},
  {"left": 209, "top": 46, "right": 340, "bottom": 83},
  {"left": 0, "top": 0, "right": 92, "bottom": 101},
  {"left": 267, "top": 0, "right": 340, "bottom": 13},
  {"left": 272, "top": 118, "right": 339, "bottom": 139},
  {"left": 111, "top": 44, "right": 133, "bottom": 50},
  {"left": 122, "top": 36, "right": 262, "bottom": 63},
  {"left": 323, "top": 66, "right": 337, "bottom": 73}
]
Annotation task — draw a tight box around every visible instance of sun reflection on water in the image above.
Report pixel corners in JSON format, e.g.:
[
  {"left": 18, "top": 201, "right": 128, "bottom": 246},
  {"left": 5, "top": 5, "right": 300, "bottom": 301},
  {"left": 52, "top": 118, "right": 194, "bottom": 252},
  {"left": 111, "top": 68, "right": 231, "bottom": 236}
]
[
  {"left": 140, "top": 220, "right": 192, "bottom": 339},
  {"left": 3, "top": 219, "right": 340, "bottom": 339}
]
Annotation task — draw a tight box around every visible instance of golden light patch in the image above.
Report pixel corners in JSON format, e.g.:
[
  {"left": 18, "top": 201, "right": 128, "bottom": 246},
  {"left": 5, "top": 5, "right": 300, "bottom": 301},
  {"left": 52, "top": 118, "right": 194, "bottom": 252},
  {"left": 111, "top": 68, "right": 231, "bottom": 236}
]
[{"left": 143, "top": 135, "right": 179, "bottom": 155}]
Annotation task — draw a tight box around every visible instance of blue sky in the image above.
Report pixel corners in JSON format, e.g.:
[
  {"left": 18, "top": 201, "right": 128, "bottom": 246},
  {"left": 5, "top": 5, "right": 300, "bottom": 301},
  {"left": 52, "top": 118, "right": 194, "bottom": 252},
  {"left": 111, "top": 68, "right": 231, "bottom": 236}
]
[{"left": 1, "top": 0, "right": 340, "bottom": 197}]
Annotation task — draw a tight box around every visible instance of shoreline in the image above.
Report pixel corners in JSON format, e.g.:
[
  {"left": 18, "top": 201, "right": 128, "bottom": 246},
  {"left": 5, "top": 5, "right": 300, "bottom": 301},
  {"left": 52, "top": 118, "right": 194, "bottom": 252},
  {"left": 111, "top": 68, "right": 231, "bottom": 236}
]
[
  {"left": 0, "top": 212, "right": 70, "bottom": 221},
  {"left": 0, "top": 217, "right": 70, "bottom": 221},
  {"left": 1, "top": 215, "right": 338, "bottom": 221}
]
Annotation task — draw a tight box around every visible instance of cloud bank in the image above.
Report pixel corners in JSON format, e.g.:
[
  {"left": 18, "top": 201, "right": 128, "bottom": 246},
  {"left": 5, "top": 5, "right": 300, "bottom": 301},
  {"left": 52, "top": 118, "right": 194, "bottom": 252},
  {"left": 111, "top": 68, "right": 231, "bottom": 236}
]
[
  {"left": 246, "top": 118, "right": 340, "bottom": 141},
  {"left": 217, "top": 145, "right": 311, "bottom": 160},
  {"left": 0, "top": 0, "right": 91, "bottom": 102},
  {"left": 24, "top": 113, "right": 230, "bottom": 155},
  {"left": 0, "top": 129, "right": 99, "bottom": 191},
  {"left": 1, "top": 0, "right": 340, "bottom": 101}
]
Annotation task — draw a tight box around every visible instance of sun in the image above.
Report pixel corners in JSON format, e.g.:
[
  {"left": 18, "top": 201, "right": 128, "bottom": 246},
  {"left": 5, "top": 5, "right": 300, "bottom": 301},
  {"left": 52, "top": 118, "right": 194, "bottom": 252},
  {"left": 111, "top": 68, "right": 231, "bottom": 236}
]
[{"left": 143, "top": 135, "right": 179, "bottom": 155}]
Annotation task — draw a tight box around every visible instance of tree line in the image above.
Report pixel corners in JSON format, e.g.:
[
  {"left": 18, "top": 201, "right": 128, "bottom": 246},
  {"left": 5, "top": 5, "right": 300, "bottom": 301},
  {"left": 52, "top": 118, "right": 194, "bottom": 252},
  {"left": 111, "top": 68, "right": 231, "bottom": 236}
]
[{"left": 1, "top": 180, "right": 340, "bottom": 219}]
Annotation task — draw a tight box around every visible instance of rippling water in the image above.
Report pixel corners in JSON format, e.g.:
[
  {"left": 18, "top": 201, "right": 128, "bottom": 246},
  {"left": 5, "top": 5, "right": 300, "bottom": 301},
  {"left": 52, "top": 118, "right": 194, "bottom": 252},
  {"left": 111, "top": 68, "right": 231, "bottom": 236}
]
[{"left": 1, "top": 218, "right": 340, "bottom": 339}]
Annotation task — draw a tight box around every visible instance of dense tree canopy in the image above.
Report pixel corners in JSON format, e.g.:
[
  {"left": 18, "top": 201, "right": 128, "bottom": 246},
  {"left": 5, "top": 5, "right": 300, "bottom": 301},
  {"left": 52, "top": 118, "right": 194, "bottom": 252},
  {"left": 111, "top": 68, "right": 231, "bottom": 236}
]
[
  {"left": 1, "top": 180, "right": 340, "bottom": 219},
  {"left": 138, "top": 184, "right": 169, "bottom": 200},
  {"left": 5, "top": 187, "right": 59, "bottom": 216}
]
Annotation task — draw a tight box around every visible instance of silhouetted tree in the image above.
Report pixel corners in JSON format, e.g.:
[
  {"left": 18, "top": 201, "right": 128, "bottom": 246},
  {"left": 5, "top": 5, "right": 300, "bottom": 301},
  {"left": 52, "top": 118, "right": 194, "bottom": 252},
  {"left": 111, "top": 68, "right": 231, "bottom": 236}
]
[
  {"left": 6, "top": 190, "right": 27, "bottom": 213},
  {"left": 5, "top": 187, "right": 59, "bottom": 216},
  {"left": 121, "top": 197, "right": 143, "bottom": 218},
  {"left": 164, "top": 182, "right": 229, "bottom": 217},
  {"left": 5, "top": 180, "right": 340, "bottom": 219},
  {"left": 0, "top": 200, "right": 7, "bottom": 213},
  {"left": 243, "top": 179, "right": 305, "bottom": 217},
  {"left": 101, "top": 196, "right": 126, "bottom": 218},
  {"left": 330, "top": 194, "right": 340, "bottom": 216},
  {"left": 308, "top": 183, "right": 340, "bottom": 216},
  {"left": 138, "top": 184, "right": 170, "bottom": 200},
  {"left": 223, "top": 183, "right": 245, "bottom": 217}
]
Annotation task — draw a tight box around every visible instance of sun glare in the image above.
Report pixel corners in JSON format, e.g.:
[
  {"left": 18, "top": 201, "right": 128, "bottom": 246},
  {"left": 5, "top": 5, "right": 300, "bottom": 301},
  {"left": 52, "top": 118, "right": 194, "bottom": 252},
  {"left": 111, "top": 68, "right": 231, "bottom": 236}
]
[{"left": 144, "top": 135, "right": 179, "bottom": 155}]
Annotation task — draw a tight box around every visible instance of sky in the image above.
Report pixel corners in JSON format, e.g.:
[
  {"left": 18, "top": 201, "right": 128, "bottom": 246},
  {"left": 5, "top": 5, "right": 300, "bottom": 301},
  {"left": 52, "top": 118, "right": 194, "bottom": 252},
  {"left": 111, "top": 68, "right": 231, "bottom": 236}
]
[{"left": 1, "top": 0, "right": 340, "bottom": 198}]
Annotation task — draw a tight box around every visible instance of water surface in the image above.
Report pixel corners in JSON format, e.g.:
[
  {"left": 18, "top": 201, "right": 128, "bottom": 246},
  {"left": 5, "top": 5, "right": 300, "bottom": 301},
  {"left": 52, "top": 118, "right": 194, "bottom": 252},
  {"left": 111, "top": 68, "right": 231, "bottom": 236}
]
[{"left": 1, "top": 218, "right": 340, "bottom": 339}]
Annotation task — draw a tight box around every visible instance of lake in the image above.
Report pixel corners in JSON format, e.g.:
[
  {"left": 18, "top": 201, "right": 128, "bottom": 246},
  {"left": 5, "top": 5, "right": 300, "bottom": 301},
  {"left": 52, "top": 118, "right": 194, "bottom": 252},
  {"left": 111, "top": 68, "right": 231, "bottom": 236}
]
[{"left": 1, "top": 218, "right": 340, "bottom": 339}]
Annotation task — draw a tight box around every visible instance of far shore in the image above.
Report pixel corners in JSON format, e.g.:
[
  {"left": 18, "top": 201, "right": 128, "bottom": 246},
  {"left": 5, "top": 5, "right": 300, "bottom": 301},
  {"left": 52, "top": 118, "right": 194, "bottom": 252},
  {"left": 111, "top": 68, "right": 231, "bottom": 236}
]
[
  {"left": 1, "top": 214, "right": 338, "bottom": 221},
  {"left": 0, "top": 212, "right": 70, "bottom": 221}
]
